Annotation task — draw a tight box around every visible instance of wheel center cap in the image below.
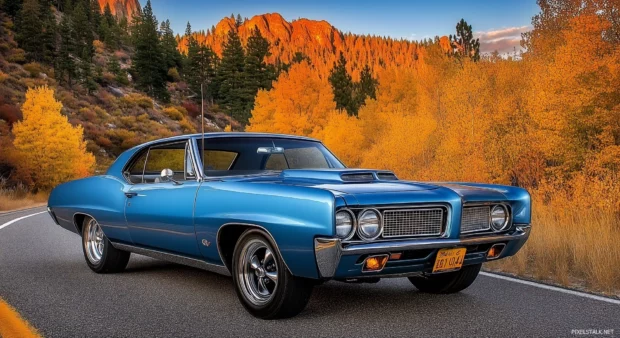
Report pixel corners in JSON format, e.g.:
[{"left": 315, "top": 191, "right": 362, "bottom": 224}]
[{"left": 256, "top": 267, "right": 266, "bottom": 278}]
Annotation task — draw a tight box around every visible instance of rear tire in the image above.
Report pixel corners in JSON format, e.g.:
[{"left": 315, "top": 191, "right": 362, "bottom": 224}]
[
  {"left": 232, "top": 229, "right": 314, "bottom": 319},
  {"left": 81, "top": 216, "right": 130, "bottom": 273},
  {"left": 408, "top": 263, "right": 481, "bottom": 294}
]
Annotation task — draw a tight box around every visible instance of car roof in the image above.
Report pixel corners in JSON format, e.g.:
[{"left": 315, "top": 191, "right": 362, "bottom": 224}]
[{"left": 141, "top": 132, "right": 320, "bottom": 148}]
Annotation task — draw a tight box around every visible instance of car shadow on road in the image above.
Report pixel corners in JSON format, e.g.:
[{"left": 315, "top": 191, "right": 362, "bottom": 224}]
[{"left": 120, "top": 256, "right": 480, "bottom": 319}]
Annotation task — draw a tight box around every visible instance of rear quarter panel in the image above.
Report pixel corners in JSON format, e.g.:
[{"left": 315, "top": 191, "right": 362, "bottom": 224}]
[{"left": 48, "top": 175, "right": 132, "bottom": 243}]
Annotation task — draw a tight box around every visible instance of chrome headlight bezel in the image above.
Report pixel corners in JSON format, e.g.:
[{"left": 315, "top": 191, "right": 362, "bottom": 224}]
[
  {"left": 490, "top": 204, "right": 509, "bottom": 231},
  {"left": 335, "top": 209, "right": 356, "bottom": 240},
  {"left": 356, "top": 208, "right": 383, "bottom": 241}
]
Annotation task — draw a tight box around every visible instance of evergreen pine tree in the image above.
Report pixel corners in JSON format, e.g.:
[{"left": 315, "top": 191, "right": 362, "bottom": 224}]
[
  {"left": 185, "top": 22, "right": 217, "bottom": 102},
  {"left": 160, "top": 19, "right": 182, "bottom": 70},
  {"left": 355, "top": 64, "right": 377, "bottom": 106},
  {"left": 15, "top": 0, "right": 44, "bottom": 62},
  {"left": 2, "top": 0, "right": 22, "bottom": 19},
  {"left": 89, "top": 0, "right": 101, "bottom": 38},
  {"left": 39, "top": 0, "right": 56, "bottom": 64},
  {"left": 131, "top": 0, "right": 169, "bottom": 101},
  {"left": 56, "top": 16, "right": 76, "bottom": 86},
  {"left": 244, "top": 27, "right": 275, "bottom": 112},
  {"left": 449, "top": 19, "right": 480, "bottom": 62},
  {"left": 107, "top": 55, "right": 128, "bottom": 85},
  {"left": 216, "top": 29, "right": 247, "bottom": 122},
  {"left": 328, "top": 52, "right": 356, "bottom": 115},
  {"left": 71, "top": 1, "right": 94, "bottom": 60}
]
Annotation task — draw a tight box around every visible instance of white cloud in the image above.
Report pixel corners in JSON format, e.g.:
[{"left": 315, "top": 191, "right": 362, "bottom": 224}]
[{"left": 475, "top": 26, "right": 532, "bottom": 54}]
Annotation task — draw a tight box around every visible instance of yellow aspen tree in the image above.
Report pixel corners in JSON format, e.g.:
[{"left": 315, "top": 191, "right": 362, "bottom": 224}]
[{"left": 12, "top": 86, "right": 95, "bottom": 191}]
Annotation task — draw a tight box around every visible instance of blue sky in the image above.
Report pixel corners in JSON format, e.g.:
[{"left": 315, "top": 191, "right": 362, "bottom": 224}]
[{"left": 150, "top": 0, "right": 540, "bottom": 53}]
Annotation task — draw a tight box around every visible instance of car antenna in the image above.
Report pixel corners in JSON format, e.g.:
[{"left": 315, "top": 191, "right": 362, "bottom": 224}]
[{"left": 201, "top": 83, "right": 205, "bottom": 178}]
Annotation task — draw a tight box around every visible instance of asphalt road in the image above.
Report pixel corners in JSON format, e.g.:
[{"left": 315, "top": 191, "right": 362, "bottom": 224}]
[{"left": 1, "top": 207, "right": 618, "bottom": 338}]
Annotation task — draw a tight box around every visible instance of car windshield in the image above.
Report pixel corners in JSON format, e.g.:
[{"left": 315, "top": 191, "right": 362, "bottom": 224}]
[{"left": 197, "top": 137, "right": 345, "bottom": 176}]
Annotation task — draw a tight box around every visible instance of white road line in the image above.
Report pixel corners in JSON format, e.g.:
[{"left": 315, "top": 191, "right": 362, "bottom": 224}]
[
  {"left": 0, "top": 211, "right": 47, "bottom": 231},
  {"left": 480, "top": 271, "right": 620, "bottom": 305}
]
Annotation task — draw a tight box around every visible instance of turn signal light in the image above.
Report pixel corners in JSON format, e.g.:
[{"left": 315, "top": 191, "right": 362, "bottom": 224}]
[
  {"left": 487, "top": 244, "right": 506, "bottom": 260},
  {"left": 389, "top": 252, "right": 402, "bottom": 260},
  {"left": 363, "top": 255, "right": 389, "bottom": 272}
]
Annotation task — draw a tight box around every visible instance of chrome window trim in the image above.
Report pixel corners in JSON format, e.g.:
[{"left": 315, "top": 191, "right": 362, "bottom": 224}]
[
  {"left": 121, "top": 138, "right": 197, "bottom": 185},
  {"left": 356, "top": 208, "right": 383, "bottom": 241}
]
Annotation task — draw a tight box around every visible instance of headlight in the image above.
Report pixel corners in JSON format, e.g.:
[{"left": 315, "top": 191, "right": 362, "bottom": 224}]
[
  {"left": 335, "top": 210, "right": 355, "bottom": 239},
  {"left": 357, "top": 209, "right": 382, "bottom": 240},
  {"left": 490, "top": 205, "right": 509, "bottom": 231}
]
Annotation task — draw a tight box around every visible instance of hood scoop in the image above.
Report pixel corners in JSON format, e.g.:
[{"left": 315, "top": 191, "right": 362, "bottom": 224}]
[{"left": 281, "top": 169, "right": 399, "bottom": 183}]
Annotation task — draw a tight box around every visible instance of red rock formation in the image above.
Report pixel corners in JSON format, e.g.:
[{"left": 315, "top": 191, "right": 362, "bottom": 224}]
[
  {"left": 98, "top": 0, "right": 141, "bottom": 21},
  {"left": 179, "top": 12, "right": 422, "bottom": 79}
]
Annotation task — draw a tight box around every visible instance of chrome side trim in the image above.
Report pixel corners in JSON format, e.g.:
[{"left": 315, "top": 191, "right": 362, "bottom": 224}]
[
  {"left": 216, "top": 222, "right": 292, "bottom": 274},
  {"left": 111, "top": 242, "right": 231, "bottom": 276},
  {"left": 314, "top": 238, "right": 342, "bottom": 278}
]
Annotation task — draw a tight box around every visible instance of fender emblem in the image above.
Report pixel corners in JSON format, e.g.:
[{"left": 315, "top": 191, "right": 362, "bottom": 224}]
[{"left": 201, "top": 239, "right": 211, "bottom": 247}]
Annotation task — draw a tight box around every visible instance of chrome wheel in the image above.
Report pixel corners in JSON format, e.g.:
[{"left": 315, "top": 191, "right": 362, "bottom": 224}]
[
  {"left": 84, "top": 218, "right": 104, "bottom": 264},
  {"left": 237, "top": 238, "right": 278, "bottom": 306}
]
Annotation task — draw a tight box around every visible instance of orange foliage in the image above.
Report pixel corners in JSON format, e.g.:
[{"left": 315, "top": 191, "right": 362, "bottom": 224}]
[
  {"left": 11, "top": 86, "right": 96, "bottom": 191},
  {"left": 247, "top": 61, "right": 337, "bottom": 137}
]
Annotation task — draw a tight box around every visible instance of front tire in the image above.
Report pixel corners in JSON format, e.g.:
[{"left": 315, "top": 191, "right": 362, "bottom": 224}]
[
  {"left": 408, "top": 263, "right": 481, "bottom": 294},
  {"left": 232, "top": 230, "right": 314, "bottom": 319},
  {"left": 81, "top": 216, "right": 130, "bottom": 273}
]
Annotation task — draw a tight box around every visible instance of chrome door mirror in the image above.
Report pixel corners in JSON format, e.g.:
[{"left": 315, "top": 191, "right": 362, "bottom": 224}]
[{"left": 160, "top": 168, "right": 182, "bottom": 185}]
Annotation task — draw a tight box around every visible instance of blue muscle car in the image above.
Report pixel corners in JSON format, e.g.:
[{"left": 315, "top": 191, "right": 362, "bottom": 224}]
[{"left": 48, "top": 132, "right": 531, "bottom": 319}]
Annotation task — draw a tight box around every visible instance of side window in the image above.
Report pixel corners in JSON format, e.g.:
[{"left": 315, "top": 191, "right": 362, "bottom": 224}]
[
  {"left": 125, "top": 141, "right": 195, "bottom": 184},
  {"left": 204, "top": 150, "right": 237, "bottom": 170},
  {"left": 125, "top": 151, "right": 148, "bottom": 183}
]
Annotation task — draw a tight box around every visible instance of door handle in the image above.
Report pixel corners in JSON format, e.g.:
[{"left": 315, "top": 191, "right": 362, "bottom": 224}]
[{"left": 124, "top": 192, "right": 138, "bottom": 198}]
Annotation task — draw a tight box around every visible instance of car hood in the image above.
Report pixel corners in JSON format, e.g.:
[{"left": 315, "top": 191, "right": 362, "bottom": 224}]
[{"left": 237, "top": 169, "right": 509, "bottom": 206}]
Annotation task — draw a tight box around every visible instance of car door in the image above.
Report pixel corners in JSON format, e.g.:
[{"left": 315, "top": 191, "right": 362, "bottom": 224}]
[{"left": 124, "top": 140, "right": 202, "bottom": 258}]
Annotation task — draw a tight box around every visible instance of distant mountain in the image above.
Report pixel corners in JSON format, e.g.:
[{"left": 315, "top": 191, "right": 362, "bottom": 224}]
[
  {"left": 179, "top": 13, "right": 423, "bottom": 78},
  {"left": 98, "top": 0, "right": 141, "bottom": 21}
]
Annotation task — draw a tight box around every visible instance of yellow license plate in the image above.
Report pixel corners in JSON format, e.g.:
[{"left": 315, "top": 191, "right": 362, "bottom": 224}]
[{"left": 432, "top": 248, "right": 466, "bottom": 273}]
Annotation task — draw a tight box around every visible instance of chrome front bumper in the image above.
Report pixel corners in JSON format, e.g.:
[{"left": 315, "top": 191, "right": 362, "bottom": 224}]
[{"left": 314, "top": 225, "right": 531, "bottom": 278}]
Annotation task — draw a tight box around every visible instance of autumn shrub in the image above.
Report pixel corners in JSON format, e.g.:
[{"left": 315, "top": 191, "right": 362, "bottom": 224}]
[
  {"left": 167, "top": 67, "right": 181, "bottom": 82},
  {"left": 93, "top": 40, "right": 105, "bottom": 54},
  {"left": 11, "top": 86, "right": 96, "bottom": 191},
  {"left": 0, "top": 177, "right": 47, "bottom": 211},
  {"left": 182, "top": 101, "right": 200, "bottom": 118},
  {"left": 0, "top": 103, "right": 21, "bottom": 126},
  {"left": 23, "top": 62, "right": 43, "bottom": 77},
  {"left": 7, "top": 48, "right": 25, "bottom": 63},
  {"left": 179, "top": 118, "right": 196, "bottom": 133},
  {"left": 121, "top": 93, "right": 153, "bottom": 109},
  {"left": 163, "top": 106, "right": 183, "bottom": 121},
  {"left": 0, "top": 70, "right": 9, "bottom": 83}
]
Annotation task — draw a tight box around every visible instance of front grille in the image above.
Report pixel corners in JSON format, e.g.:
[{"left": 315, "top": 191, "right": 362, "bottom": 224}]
[
  {"left": 382, "top": 208, "right": 444, "bottom": 238},
  {"left": 461, "top": 206, "right": 491, "bottom": 233}
]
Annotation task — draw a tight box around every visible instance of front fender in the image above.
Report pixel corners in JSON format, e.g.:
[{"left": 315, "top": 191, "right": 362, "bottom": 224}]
[{"left": 194, "top": 181, "right": 337, "bottom": 279}]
